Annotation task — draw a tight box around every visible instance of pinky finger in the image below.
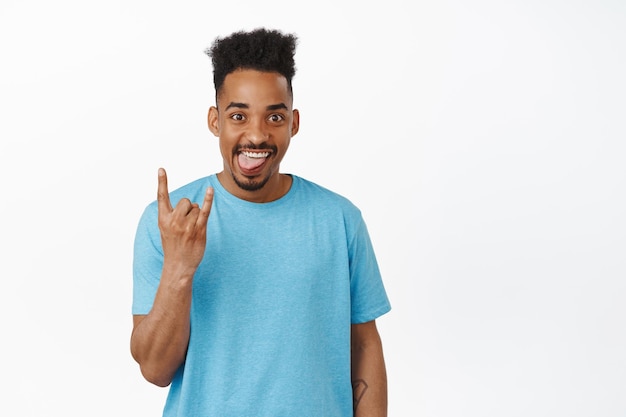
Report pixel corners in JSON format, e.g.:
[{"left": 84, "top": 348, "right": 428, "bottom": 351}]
[{"left": 197, "top": 187, "right": 214, "bottom": 226}]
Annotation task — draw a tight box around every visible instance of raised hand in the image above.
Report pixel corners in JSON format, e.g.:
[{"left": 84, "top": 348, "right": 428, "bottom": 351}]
[{"left": 157, "top": 168, "right": 214, "bottom": 276}]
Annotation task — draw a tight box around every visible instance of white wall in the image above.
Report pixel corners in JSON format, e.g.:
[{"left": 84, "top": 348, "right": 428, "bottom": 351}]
[{"left": 1, "top": 1, "right": 624, "bottom": 415}]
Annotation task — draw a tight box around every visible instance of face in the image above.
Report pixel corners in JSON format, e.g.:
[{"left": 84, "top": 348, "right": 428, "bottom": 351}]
[{"left": 208, "top": 69, "right": 299, "bottom": 202}]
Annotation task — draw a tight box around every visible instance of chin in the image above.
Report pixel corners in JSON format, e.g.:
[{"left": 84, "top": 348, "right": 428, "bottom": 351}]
[{"left": 233, "top": 173, "right": 270, "bottom": 192}]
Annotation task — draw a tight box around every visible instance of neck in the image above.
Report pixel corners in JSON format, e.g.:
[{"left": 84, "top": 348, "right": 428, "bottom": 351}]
[{"left": 217, "top": 172, "right": 292, "bottom": 203}]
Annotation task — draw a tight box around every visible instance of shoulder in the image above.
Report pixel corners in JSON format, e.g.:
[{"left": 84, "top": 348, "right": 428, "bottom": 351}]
[
  {"left": 291, "top": 175, "right": 363, "bottom": 218},
  {"left": 168, "top": 175, "right": 213, "bottom": 204}
]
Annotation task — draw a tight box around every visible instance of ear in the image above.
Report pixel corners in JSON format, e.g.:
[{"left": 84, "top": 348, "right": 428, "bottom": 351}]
[
  {"left": 291, "top": 109, "right": 300, "bottom": 136},
  {"left": 207, "top": 106, "right": 219, "bottom": 136}
]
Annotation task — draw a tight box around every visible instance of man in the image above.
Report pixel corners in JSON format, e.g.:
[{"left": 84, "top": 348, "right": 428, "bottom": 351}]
[{"left": 131, "top": 27, "right": 391, "bottom": 416}]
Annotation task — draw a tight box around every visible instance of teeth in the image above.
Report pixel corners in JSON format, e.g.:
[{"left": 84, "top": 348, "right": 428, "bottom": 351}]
[{"left": 242, "top": 151, "right": 270, "bottom": 158}]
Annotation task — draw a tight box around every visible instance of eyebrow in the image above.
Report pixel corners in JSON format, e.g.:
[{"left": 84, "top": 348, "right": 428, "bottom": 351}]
[
  {"left": 266, "top": 103, "right": 288, "bottom": 111},
  {"left": 224, "top": 102, "right": 288, "bottom": 111}
]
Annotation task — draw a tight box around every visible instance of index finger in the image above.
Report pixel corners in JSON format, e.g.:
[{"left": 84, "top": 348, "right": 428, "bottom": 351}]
[{"left": 157, "top": 168, "right": 173, "bottom": 213}]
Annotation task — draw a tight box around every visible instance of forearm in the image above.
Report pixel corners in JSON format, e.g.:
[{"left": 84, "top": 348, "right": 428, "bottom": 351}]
[
  {"left": 351, "top": 323, "right": 388, "bottom": 417},
  {"left": 131, "top": 268, "right": 194, "bottom": 387}
]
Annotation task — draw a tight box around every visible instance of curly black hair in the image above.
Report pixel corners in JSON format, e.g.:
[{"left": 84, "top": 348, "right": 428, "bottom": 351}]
[{"left": 205, "top": 28, "right": 298, "bottom": 97}]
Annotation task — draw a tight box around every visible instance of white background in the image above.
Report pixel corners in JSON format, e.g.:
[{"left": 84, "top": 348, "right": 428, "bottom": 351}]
[{"left": 1, "top": 1, "right": 625, "bottom": 416}]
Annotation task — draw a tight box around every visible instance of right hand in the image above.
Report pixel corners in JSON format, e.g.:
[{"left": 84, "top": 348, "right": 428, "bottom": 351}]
[{"left": 157, "top": 168, "right": 214, "bottom": 274}]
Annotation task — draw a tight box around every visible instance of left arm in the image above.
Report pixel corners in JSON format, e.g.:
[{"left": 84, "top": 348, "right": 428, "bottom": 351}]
[{"left": 351, "top": 320, "right": 388, "bottom": 417}]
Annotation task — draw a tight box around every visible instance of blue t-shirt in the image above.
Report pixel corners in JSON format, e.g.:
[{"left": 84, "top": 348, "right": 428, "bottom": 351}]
[{"left": 133, "top": 174, "right": 391, "bottom": 416}]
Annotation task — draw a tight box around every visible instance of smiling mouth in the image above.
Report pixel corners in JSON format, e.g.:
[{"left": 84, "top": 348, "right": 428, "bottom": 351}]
[{"left": 238, "top": 150, "right": 271, "bottom": 173}]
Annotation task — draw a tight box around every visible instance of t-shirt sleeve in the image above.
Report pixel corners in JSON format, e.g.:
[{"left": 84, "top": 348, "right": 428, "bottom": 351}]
[
  {"left": 132, "top": 203, "right": 163, "bottom": 315},
  {"left": 348, "top": 214, "right": 391, "bottom": 324}
]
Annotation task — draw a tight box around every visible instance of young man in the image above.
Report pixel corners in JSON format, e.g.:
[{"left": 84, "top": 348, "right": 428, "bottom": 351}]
[{"left": 131, "top": 28, "right": 391, "bottom": 416}]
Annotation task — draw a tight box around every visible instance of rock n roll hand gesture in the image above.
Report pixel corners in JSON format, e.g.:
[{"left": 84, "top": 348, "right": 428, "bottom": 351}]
[{"left": 157, "top": 168, "right": 214, "bottom": 277}]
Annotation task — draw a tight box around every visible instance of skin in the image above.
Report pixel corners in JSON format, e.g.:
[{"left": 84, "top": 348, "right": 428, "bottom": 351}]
[
  {"left": 208, "top": 69, "right": 299, "bottom": 203},
  {"left": 131, "top": 69, "right": 387, "bottom": 415},
  {"left": 130, "top": 167, "right": 214, "bottom": 387},
  {"left": 351, "top": 320, "right": 388, "bottom": 417}
]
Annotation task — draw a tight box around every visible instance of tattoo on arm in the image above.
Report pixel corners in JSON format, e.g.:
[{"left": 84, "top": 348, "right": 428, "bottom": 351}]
[{"left": 352, "top": 379, "right": 369, "bottom": 411}]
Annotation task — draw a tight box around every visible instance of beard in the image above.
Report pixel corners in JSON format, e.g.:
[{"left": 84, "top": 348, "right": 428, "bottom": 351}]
[
  {"left": 232, "top": 171, "right": 272, "bottom": 191},
  {"left": 231, "top": 144, "right": 277, "bottom": 191}
]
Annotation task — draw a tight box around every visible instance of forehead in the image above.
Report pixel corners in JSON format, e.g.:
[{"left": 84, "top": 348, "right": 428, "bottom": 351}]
[{"left": 218, "top": 69, "right": 292, "bottom": 108}]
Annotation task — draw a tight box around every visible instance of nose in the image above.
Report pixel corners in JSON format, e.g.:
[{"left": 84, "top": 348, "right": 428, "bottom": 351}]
[{"left": 244, "top": 118, "right": 269, "bottom": 145}]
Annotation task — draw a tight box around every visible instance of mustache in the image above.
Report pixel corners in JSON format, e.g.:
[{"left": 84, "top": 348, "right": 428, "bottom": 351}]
[{"left": 233, "top": 144, "right": 278, "bottom": 154}]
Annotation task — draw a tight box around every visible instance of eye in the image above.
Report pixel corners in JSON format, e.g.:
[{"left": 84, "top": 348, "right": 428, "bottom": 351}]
[
  {"left": 268, "top": 113, "right": 285, "bottom": 123},
  {"left": 230, "top": 113, "right": 245, "bottom": 121}
]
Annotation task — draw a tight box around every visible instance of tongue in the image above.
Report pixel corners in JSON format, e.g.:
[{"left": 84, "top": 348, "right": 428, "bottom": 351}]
[{"left": 238, "top": 153, "right": 266, "bottom": 171}]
